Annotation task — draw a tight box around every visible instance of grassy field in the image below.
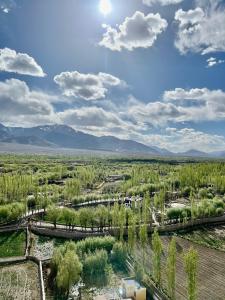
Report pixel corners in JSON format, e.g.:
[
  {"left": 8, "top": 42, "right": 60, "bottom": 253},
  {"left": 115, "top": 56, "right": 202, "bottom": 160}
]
[
  {"left": 0, "top": 231, "right": 26, "bottom": 257},
  {"left": 180, "top": 225, "right": 225, "bottom": 251},
  {"left": 0, "top": 262, "right": 40, "bottom": 300}
]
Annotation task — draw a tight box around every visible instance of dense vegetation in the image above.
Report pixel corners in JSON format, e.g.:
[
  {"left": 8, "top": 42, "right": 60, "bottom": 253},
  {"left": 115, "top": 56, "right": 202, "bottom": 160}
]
[{"left": 0, "top": 154, "right": 224, "bottom": 299}]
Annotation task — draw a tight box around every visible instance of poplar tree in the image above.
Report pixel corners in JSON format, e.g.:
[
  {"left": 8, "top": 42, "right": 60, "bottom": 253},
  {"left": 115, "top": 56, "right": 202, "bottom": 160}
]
[
  {"left": 139, "top": 223, "right": 148, "bottom": 263},
  {"left": 128, "top": 213, "right": 136, "bottom": 252},
  {"left": 184, "top": 247, "right": 198, "bottom": 300},
  {"left": 152, "top": 229, "right": 163, "bottom": 286},
  {"left": 166, "top": 237, "right": 176, "bottom": 300}
]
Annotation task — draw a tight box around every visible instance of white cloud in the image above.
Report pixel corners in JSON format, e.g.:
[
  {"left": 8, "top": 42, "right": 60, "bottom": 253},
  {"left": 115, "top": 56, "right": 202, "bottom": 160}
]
[
  {"left": 144, "top": 128, "right": 225, "bottom": 152},
  {"left": 0, "top": 79, "right": 56, "bottom": 125},
  {"left": 99, "top": 11, "right": 167, "bottom": 51},
  {"left": 54, "top": 71, "right": 125, "bottom": 100},
  {"left": 174, "top": 1, "right": 225, "bottom": 55},
  {"left": 163, "top": 87, "right": 225, "bottom": 121},
  {"left": 127, "top": 100, "right": 184, "bottom": 126},
  {"left": 206, "top": 57, "right": 224, "bottom": 68},
  {"left": 143, "top": 0, "right": 183, "bottom": 6},
  {"left": 0, "top": 48, "right": 46, "bottom": 77},
  {"left": 58, "top": 106, "right": 123, "bottom": 128}
]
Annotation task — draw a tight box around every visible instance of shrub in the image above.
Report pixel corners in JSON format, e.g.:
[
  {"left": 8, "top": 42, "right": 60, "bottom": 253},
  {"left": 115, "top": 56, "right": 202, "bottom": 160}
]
[
  {"left": 75, "top": 236, "right": 115, "bottom": 258},
  {"left": 83, "top": 249, "right": 109, "bottom": 279},
  {"left": 111, "top": 242, "right": 127, "bottom": 270}
]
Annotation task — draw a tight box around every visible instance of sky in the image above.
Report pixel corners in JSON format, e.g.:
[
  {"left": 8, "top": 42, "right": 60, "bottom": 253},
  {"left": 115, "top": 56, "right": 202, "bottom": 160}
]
[{"left": 0, "top": 0, "right": 225, "bottom": 153}]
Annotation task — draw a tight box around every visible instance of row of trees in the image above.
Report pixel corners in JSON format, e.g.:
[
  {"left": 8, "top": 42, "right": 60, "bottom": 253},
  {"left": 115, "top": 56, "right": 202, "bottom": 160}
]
[
  {"left": 0, "top": 174, "right": 34, "bottom": 204},
  {"left": 151, "top": 230, "right": 198, "bottom": 300}
]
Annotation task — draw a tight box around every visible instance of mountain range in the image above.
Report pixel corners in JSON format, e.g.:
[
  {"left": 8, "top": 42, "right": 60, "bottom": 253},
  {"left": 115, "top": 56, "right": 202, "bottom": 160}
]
[{"left": 0, "top": 123, "right": 224, "bottom": 158}]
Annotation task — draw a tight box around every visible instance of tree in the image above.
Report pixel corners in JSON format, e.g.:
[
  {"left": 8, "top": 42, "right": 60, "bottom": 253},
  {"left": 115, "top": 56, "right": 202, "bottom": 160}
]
[
  {"left": 119, "top": 205, "right": 126, "bottom": 242},
  {"left": 128, "top": 213, "right": 136, "bottom": 252},
  {"left": 111, "top": 242, "right": 127, "bottom": 270},
  {"left": 83, "top": 249, "right": 109, "bottom": 279},
  {"left": 184, "top": 247, "right": 198, "bottom": 300},
  {"left": 166, "top": 237, "right": 176, "bottom": 300},
  {"left": 56, "top": 250, "right": 82, "bottom": 296},
  {"left": 152, "top": 229, "right": 163, "bottom": 286},
  {"left": 139, "top": 223, "right": 148, "bottom": 263},
  {"left": 47, "top": 206, "right": 61, "bottom": 228},
  {"left": 96, "top": 205, "right": 108, "bottom": 230},
  {"left": 79, "top": 207, "right": 90, "bottom": 230}
]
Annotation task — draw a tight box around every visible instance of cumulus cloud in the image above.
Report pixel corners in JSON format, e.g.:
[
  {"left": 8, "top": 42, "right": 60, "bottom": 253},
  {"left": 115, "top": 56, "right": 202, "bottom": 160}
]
[
  {"left": 0, "top": 48, "right": 46, "bottom": 77},
  {"left": 99, "top": 11, "right": 167, "bottom": 51},
  {"left": 0, "top": 79, "right": 56, "bottom": 125},
  {"left": 144, "top": 128, "right": 225, "bottom": 152},
  {"left": 174, "top": 1, "right": 225, "bottom": 54},
  {"left": 143, "top": 0, "right": 183, "bottom": 6},
  {"left": 58, "top": 106, "right": 123, "bottom": 128},
  {"left": 163, "top": 87, "right": 225, "bottom": 121},
  {"left": 127, "top": 100, "right": 184, "bottom": 126},
  {"left": 206, "top": 57, "right": 224, "bottom": 68},
  {"left": 54, "top": 71, "right": 125, "bottom": 100}
]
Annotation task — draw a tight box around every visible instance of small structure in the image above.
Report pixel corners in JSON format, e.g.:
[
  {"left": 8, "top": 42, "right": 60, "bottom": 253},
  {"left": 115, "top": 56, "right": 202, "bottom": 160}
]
[{"left": 121, "top": 278, "right": 146, "bottom": 300}]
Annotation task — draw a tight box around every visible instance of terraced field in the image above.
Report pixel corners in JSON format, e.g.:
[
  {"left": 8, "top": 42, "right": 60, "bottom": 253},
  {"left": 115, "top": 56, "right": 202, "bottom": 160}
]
[
  {"left": 0, "top": 262, "right": 40, "bottom": 300},
  {"left": 135, "top": 236, "right": 225, "bottom": 300}
]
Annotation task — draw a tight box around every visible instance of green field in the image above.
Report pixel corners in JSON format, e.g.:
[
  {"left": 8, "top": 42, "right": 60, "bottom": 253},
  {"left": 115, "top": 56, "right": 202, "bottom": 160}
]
[{"left": 0, "top": 231, "right": 26, "bottom": 257}]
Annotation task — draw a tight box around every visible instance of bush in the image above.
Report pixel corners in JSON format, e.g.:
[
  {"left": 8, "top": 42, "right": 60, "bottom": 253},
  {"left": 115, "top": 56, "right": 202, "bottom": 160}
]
[
  {"left": 83, "top": 249, "right": 109, "bottom": 278},
  {"left": 111, "top": 242, "right": 127, "bottom": 270},
  {"left": 167, "top": 208, "right": 182, "bottom": 220},
  {"left": 216, "top": 207, "right": 224, "bottom": 216},
  {"left": 75, "top": 236, "right": 115, "bottom": 258},
  {"left": 182, "top": 186, "right": 191, "bottom": 198},
  {"left": 0, "top": 202, "right": 25, "bottom": 224}
]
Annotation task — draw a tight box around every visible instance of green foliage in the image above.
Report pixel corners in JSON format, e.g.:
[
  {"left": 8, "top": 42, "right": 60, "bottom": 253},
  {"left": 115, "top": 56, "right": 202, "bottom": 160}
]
[
  {"left": 184, "top": 247, "right": 198, "bottom": 300},
  {"left": 83, "top": 249, "right": 109, "bottom": 279},
  {"left": 46, "top": 205, "right": 61, "bottom": 228},
  {"left": 111, "top": 242, "right": 127, "bottom": 270},
  {"left": 0, "top": 174, "right": 34, "bottom": 204},
  {"left": 64, "top": 178, "right": 81, "bottom": 200},
  {"left": 152, "top": 229, "right": 163, "bottom": 286},
  {"left": 75, "top": 236, "right": 115, "bottom": 258},
  {"left": 0, "top": 231, "right": 26, "bottom": 257},
  {"left": 128, "top": 212, "right": 136, "bottom": 251},
  {"left": 51, "top": 242, "right": 82, "bottom": 296},
  {"left": 166, "top": 237, "right": 176, "bottom": 300},
  {"left": 0, "top": 202, "right": 25, "bottom": 224}
]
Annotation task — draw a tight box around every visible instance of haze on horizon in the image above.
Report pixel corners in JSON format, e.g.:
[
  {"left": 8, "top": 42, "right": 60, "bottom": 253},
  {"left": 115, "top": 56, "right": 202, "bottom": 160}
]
[{"left": 0, "top": 0, "right": 225, "bottom": 153}]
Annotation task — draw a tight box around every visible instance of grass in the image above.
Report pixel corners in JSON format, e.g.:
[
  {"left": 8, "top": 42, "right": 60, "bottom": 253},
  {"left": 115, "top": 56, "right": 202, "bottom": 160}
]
[
  {"left": 179, "top": 226, "right": 225, "bottom": 251},
  {"left": 0, "top": 230, "right": 26, "bottom": 257}
]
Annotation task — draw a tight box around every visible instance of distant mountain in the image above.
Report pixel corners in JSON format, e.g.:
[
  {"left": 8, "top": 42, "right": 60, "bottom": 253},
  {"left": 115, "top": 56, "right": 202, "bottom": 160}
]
[
  {"left": 0, "top": 123, "right": 224, "bottom": 158},
  {"left": 177, "top": 149, "right": 209, "bottom": 157},
  {"left": 1, "top": 135, "right": 54, "bottom": 147},
  {"left": 210, "top": 150, "right": 225, "bottom": 158},
  {"left": 0, "top": 123, "right": 161, "bottom": 155}
]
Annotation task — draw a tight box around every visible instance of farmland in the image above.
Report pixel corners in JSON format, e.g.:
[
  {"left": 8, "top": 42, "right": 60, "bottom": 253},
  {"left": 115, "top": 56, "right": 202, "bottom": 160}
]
[
  {"left": 0, "top": 231, "right": 26, "bottom": 258},
  {"left": 135, "top": 236, "right": 225, "bottom": 300},
  {"left": 0, "top": 262, "right": 40, "bottom": 300}
]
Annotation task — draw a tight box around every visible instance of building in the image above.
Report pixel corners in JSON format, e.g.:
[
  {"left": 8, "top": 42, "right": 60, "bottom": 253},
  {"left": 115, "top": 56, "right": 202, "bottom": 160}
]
[{"left": 121, "top": 278, "right": 146, "bottom": 300}]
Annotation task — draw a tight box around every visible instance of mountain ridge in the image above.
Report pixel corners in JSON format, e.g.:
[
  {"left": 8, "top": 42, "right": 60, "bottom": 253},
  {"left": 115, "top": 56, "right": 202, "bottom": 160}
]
[{"left": 0, "top": 123, "right": 224, "bottom": 158}]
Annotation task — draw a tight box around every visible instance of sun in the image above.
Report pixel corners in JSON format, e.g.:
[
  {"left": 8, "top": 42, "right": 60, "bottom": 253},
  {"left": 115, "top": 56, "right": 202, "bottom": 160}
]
[{"left": 99, "top": 0, "right": 112, "bottom": 16}]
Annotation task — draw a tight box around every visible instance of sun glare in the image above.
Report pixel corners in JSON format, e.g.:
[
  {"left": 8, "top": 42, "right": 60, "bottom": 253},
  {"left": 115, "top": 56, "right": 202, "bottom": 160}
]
[{"left": 99, "top": 0, "right": 112, "bottom": 16}]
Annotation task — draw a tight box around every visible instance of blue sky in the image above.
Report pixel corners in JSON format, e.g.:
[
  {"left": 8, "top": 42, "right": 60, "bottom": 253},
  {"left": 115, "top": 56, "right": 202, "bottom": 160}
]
[{"left": 0, "top": 0, "right": 225, "bottom": 152}]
